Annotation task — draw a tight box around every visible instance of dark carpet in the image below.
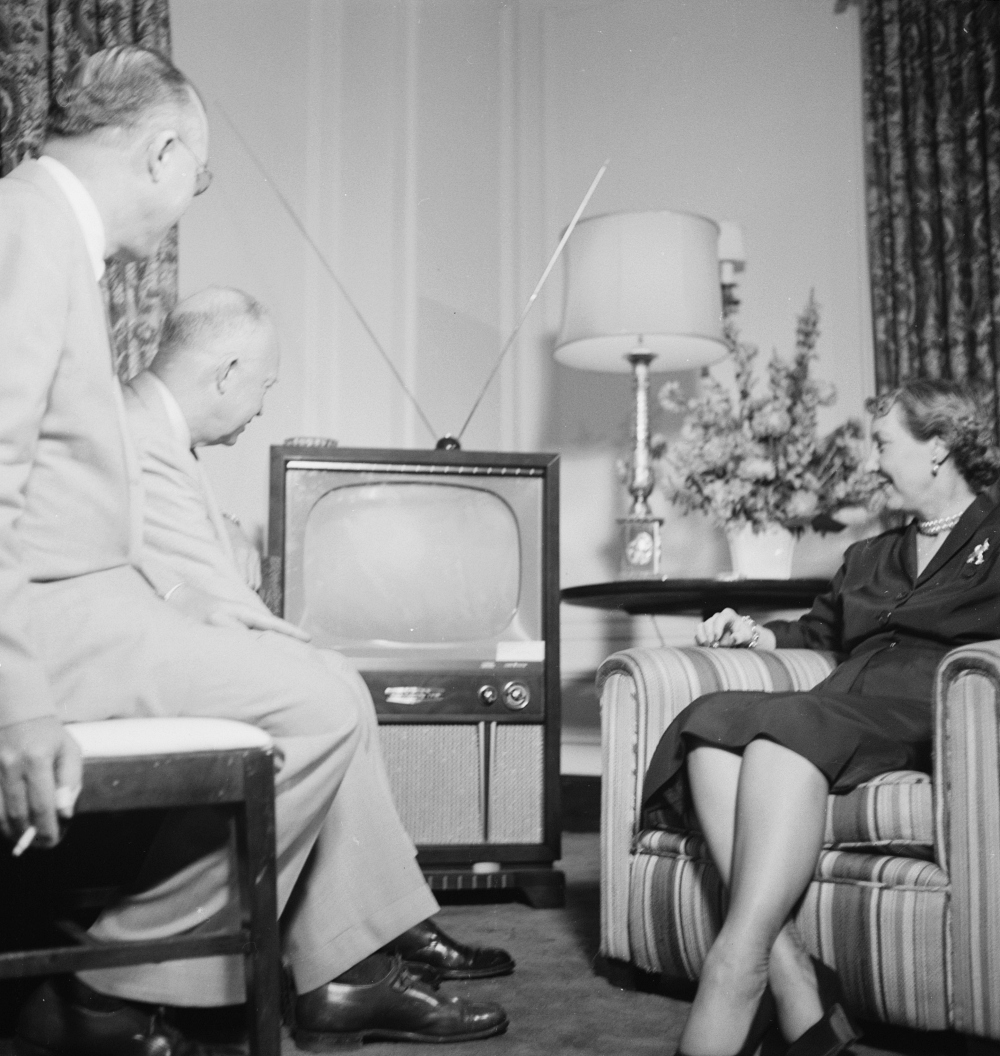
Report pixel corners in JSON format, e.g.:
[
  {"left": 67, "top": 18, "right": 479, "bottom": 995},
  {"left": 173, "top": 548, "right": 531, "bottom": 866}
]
[
  {"left": 320, "top": 833, "right": 981, "bottom": 1056},
  {"left": 348, "top": 832, "right": 988, "bottom": 1056},
  {"left": 2, "top": 831, "right": 992, "bottom": 1054},
  {"left": 421, "top": 833, "right": 682, "bottom": 1056}
]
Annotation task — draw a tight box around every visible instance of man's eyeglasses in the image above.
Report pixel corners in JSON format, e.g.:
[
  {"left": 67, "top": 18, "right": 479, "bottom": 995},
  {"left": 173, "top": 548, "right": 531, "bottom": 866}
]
[{"left": 175, "top": 136, "right": 213, "bottom": 196}]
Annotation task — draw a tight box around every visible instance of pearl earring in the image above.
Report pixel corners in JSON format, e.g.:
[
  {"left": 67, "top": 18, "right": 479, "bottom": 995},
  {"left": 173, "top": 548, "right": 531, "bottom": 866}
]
[{"left": 931, "top": 459, "right": 939, "bottom": 477}]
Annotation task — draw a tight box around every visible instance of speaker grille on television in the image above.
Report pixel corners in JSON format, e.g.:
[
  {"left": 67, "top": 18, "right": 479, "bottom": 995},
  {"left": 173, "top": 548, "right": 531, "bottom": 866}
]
[
  {"left": 380, "top": 725, "right": 483, "bottom": 844},
  {"left": 489, "top": 724, "right": 544, "bottom": 843}
]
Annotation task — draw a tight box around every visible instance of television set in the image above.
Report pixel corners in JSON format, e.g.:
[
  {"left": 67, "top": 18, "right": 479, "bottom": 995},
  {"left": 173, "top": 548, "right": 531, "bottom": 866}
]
[{"left": 267, "top": 444, "right": 563, "bottom": 906}]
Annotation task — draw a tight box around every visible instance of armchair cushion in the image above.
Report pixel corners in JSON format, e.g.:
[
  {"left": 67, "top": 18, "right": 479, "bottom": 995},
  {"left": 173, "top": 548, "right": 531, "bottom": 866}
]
[
  {"left": 823, "top": 769, "right": 933, "bottom": 858},
  {"left": 644, "top": 768, "right": 934, "bottom": 860},
  {"left": 634, "top": 830, "right": 947, "bottom": 889}
]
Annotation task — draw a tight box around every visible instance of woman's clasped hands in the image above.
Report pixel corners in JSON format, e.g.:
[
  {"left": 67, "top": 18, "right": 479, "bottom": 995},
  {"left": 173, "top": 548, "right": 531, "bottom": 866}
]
[{"left": 694, "top": 607, "right": 777, "bottom": 650}]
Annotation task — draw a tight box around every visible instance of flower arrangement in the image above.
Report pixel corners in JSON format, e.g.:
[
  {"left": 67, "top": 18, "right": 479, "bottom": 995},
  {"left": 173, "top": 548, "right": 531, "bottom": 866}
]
[{"left": 654, "top": 293, "right": 881, "bottom": 533}]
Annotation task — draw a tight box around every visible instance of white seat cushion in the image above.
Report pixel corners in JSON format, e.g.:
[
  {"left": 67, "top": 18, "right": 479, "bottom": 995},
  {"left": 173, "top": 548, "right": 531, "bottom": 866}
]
[{"left": 66, "top": 717, "right": 273, "bottom": 758}]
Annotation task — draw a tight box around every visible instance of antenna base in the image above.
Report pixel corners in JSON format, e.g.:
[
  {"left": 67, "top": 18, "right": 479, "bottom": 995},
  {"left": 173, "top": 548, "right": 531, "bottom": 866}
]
[{"left": 436, "top": 435, "right": 461, "bottom": 451}]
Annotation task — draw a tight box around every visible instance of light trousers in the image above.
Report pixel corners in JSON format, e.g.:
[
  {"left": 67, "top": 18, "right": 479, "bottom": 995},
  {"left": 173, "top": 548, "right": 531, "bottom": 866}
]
[{"left": 22, "top": 566, "right": 438, "bottom": 1006}]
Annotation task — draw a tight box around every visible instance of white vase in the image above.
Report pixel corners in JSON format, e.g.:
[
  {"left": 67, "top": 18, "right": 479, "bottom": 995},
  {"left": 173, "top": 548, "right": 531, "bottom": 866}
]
[{"left": 726, "top": 523, "right": 795, "bottom": 579}]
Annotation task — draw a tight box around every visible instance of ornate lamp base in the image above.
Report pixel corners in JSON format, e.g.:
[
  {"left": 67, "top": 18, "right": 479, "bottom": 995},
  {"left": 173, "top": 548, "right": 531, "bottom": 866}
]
[{"left": 619, "top": 515, "right": 663, "bottom": 579}]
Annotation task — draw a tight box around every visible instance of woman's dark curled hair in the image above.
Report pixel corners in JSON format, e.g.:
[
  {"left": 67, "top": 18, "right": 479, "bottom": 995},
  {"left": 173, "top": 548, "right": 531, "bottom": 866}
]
[{"left": 866, "top": 378, "right": 1000, "bottom": 492}]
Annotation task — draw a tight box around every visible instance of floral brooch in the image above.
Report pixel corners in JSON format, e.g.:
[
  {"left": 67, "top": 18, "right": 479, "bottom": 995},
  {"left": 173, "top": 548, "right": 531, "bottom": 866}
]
[{"left": 968, "top": 538, "right": 991, "bottom": 566}]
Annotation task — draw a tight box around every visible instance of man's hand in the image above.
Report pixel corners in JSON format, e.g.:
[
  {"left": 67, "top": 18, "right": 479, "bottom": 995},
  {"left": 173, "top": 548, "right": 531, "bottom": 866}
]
[
  {"left": 222, "top": 514, "right": 262, "bottom": 591},
  {"left": 208, "top": 601, "right": 312, "bottom": 640},
  {"left": 0, "top": 717, "right": 82, "bottom": 848},
  {"left": 167, "top": 582, "right": 311, "bottom": 641}
]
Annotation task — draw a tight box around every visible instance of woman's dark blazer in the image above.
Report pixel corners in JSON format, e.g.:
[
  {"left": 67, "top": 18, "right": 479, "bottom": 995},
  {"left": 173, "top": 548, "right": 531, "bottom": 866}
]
[{"left": 641, "top": 493, "right": 1000, "bottom": 807}]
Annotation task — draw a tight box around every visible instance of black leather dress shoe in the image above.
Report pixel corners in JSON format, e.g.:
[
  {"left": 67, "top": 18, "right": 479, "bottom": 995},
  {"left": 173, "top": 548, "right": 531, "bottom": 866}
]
[
  {"left": 293, "top": 957, "right": 508, "bottom": 1050},
  {"left": 15, "top": 977, "right": 206, "bottom": 1056},
  {"left": 386, "top": 919, "right": 515, "bottom": 980}
]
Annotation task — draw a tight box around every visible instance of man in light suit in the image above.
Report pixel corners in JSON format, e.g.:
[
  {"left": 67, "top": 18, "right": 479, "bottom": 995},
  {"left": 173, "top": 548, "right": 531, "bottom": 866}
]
[
  {"left": 122, "top": 289, "right": 281, "bottom": 616},
  {"left": 121, "top": 282, "right": 515, "bottom": 987},
  {"left": 1, "top": 47, "right": 507, "bottom": 1053}
]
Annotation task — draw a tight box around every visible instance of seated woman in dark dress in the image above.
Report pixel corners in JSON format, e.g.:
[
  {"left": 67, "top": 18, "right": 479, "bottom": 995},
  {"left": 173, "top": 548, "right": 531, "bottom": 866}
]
[{"left": 642, "top": 379, "right": 1000, "bottom": 1056}]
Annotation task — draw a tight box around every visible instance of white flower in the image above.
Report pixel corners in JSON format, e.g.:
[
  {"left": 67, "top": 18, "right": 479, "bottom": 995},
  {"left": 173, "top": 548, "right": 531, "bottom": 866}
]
[
  {"left": 737, "top": 457, "right": 777, "bottom": 482},
  {"left": 786, "top": 491, "right": 819, "bottom": 520},
  {"left": 751, "top": 408, "right": 791, "bottom": 438}
]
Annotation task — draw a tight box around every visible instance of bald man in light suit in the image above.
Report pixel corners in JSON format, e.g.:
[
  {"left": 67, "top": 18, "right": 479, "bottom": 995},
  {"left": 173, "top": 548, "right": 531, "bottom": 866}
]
[
  {"left": 120, "top": 287, "right": 514, "bottom": 1011},
  {"left": 121, "top": 291, "right": 278, "bottom": 615},
  {"left": 3, "top": 48, "right": 507, "bottom": 1054}
]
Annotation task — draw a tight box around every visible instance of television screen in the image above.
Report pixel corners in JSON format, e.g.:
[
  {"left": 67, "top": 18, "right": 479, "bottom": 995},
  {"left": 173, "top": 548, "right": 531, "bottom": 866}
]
[
  {"left": 282, "top": 463, "right": 544, "bottom": 664},
  {"left": 302, "top": 481, "right": 523, "bottom": 643}
]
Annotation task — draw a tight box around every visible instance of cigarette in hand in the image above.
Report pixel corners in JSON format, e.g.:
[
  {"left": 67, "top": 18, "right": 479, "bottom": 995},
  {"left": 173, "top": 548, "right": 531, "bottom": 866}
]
[
  {"left": 10, "top": 785, "right": 81, "bottom": 856},
  {"left": 12, "top": 825, "right": 37, "bottom": 857}
]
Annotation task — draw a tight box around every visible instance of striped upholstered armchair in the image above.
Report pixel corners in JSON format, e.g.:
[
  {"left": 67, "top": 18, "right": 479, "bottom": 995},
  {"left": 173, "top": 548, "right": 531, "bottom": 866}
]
[{"left": 596, "top": 642, "right": 1000, "bottom": 1043}]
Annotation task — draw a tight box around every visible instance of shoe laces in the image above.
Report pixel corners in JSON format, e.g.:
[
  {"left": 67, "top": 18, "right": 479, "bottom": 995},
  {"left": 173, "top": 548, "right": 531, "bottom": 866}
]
[
  {"left": 401, "top": 959, "right": 443, "bottom": 989},
  {"left": 391, "top": 954, "right": 441, "bottom": 994}
]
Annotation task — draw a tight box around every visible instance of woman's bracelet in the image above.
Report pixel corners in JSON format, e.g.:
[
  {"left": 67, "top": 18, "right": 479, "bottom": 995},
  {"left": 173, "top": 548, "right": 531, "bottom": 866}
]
[{"left": 739, "top": 615, "right": 760, "bottom": 649}]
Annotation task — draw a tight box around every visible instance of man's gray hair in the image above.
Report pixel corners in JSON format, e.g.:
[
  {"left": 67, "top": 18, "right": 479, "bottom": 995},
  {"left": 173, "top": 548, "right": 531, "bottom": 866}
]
[
  {"left": 155, "top": 288, "right": 269, "bottom": 371},
  {"left": 49, "top": 45, "right": 198, "bottom": 138}
]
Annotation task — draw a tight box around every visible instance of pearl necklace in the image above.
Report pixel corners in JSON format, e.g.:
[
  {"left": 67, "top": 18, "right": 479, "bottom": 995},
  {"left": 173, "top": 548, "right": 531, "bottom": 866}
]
[{"left": 915, "top": 513, "right": 963, "bottom": 537}]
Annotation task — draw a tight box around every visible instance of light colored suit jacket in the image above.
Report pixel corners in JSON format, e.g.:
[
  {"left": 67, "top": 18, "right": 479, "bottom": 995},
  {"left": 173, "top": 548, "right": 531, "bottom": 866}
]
[
  {"left": 0, "top": 160, "right": 150, "bottom": 726},
  {"left": 122, "top": 372, "right": 266, "bottom": 611}
]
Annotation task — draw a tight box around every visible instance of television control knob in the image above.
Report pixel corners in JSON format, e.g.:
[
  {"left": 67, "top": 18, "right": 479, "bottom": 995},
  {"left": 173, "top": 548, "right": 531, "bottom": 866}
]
[
  {"left": 502, "top": 681, "right": 530, "bottom": 710},
  {"left": 478, "top": 685, "right": 499, "bottom": 707}
]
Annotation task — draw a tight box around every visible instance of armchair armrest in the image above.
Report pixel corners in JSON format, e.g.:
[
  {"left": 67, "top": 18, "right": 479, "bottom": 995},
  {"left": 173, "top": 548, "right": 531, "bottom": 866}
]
[
  {"left": 595, "top": 645, "right": 835, "bottom": 962},
  {"left": 934, "top": 640, "right": 1000, "bottom": 1039}
]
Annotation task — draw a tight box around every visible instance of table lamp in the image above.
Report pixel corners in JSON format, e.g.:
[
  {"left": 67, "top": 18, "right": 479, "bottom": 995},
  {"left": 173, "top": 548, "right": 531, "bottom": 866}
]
[
  {"left": 555, "top": 210, "right": 727, "bottom": 578},
  {"left": 718, "top": 219, "right": 746, "bottom": 318}
]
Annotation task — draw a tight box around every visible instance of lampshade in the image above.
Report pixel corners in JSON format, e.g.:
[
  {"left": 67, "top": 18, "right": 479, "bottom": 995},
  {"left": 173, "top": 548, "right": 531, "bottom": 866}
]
[{"left": 554, "top": 210, "right": 726, "bottom": 373}]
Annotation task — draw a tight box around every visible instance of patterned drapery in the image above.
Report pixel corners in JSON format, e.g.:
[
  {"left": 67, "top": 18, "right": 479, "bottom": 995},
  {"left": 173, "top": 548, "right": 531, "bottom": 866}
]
[
  {"left": 862, "top": 0, "right": 1000, "bottom": 407},
  {"left": 0, "top": 0, "right": 177, "bottom": 379}
]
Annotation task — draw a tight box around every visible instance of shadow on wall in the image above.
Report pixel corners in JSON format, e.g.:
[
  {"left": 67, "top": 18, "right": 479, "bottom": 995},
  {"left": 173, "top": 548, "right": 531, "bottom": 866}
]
[
  {"left": 543, "top": 337, "right": 704, "bottom": 451},
  {"left": 417, "top": 296, "right": 503, "bottom": 446},
  {"left": 545, "top": 360, "right": 633, "bottom": 449}
]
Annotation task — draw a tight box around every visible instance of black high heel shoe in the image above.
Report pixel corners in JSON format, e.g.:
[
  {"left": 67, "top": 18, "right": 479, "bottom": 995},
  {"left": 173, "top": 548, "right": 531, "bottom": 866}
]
[
  {"left": 786, "top": 957, "right": 860, "bottom": 1056},
  {"left": 675, "top": 986, "right": 777, "bottom": 1056}
]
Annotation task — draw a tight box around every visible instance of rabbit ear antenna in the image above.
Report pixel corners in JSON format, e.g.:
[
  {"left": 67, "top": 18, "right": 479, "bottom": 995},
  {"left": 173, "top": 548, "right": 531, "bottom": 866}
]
[
  {"left": 214, "top": 102, "right": 440, "bottom": 444},
  {"left": 456, "top": 159, "right": 608, "bottom": 442},
  {"left": 215, "top": 101, "right": 605, "bottom": 449}
]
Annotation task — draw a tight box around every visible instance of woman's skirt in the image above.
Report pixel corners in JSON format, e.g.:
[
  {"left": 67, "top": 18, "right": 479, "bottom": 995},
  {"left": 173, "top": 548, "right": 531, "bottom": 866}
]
[{"left": 641, "top": 643, "right": 945, "bottom": 826}]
